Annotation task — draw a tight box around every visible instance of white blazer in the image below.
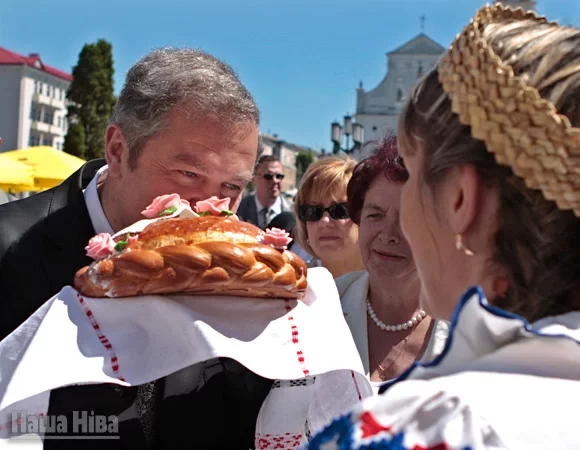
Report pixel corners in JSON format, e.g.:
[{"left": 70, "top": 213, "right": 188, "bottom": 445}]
[{"left": 335, "top": 270, "right": 449, "bottom": 377}]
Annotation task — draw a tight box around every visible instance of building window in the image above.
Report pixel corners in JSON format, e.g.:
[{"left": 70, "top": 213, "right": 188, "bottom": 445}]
[
  {"left": 417, "top": 62, "right": 423, "bottom": 77},
  {"left": 43, "top": 110, "right": 54, "bottom": 125},
  {"left": 42, "top": 135, "right": 52, "bottom": 146},
  {"left": 397, "top": 88, "right": 404, "bottom": 102},
  {"left": 30, "top": 107, "right": 42, "bottom": 121},
  {"left": 57, "top": 116, "right": 62, "bottom": 127},
  {"left": 29, "top": 134, "right": 41, "bottom": 146}
]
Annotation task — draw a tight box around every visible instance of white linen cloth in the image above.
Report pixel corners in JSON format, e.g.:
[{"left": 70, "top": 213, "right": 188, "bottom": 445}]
[{"left": 0, "top": 267, "right": 369, "bottom": 445}]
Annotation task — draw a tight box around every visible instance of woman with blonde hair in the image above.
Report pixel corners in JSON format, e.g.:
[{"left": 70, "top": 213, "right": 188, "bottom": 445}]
[
  {"left": 307, "top": 5, "right": 580, "bottom": 449},
  {"left": 294, "top": 156, "right": 363, "bottom": 278}
]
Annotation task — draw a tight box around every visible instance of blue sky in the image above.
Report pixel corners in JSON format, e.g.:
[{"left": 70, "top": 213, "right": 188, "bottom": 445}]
[{"left": 1, "top": 0, "right": 578, "bottom": 151}]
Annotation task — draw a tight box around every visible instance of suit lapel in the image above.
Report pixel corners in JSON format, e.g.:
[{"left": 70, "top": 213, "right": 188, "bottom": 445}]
[
  {"left": 340, "top": 272, "right": 371, "bottom": 375},
  {"left": 247, "top": 195, "right": 259, "bottom": 225},
  {"left": 39, "top": 160, "right": 105, "bottom": 294}
]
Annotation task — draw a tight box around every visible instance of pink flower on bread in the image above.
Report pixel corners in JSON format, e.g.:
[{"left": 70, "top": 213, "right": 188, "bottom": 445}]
[
  {"left": 263, "top": 227, "right": 293, "bottom": 250},
  {"left": 85, "top": 233, "right": 116, "bottom": 260},
  {"left": 195, "top": 196, "right": 232, "bottom": 216},
  {"left": 141, "top": 194, "right": 190, "bottom": 218}
]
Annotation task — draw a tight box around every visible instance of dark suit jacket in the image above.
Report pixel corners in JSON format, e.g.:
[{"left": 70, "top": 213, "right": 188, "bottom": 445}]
[
  {"left": 0, "top": 159, "right": 105, "bottom": 340},
  {"left": 0, "top": 160, "right": 272, "bottom": 449},
  {"left": 237, "top": 193, "right": 292, "bottom": 228}
]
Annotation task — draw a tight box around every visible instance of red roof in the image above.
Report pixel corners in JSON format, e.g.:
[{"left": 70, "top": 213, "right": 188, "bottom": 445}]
[{"left": 0, "top": 47, "right": 72, "bottom": 82}]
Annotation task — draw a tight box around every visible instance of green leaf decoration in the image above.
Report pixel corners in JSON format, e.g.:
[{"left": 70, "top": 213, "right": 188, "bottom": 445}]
[
  {"left": 198, "top": 211, "right": 212, "bottom": 217},
  {"left": 115, "top": 240, "right": 128, "bottom": 251},
  {"left": 158, "top": 205, "right": 178, "bottom": 217},
  {"left": 219, "top": 210, "right": 234, "bottom": 216}
]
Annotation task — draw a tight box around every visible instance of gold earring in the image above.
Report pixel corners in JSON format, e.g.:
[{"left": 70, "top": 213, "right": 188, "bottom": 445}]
[{"left": 455, "top": 233, "right": 474, "bottom": 256}]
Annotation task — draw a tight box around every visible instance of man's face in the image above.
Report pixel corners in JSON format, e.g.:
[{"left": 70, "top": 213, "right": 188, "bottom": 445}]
[
  {"left": 105, "top": 108, "right": 259, "bottom": 230},
  {"left": 254, "top": 160, "right": 284, "bottom": 201}
]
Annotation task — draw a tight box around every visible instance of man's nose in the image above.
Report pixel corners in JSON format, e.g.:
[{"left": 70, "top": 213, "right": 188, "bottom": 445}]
[{"left": 185, "top": 184, "right": 221, "bottom": 205}]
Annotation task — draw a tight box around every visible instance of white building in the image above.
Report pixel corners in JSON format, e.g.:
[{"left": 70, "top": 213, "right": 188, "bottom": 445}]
[
  {"left": 0, "top": 47, "right": 72, "bottom": 153},
  {"left": 353, "top": 0, "right": 535, "bottom": 156},
  {"left": 261, "top": 133, "right": 318, "bottom": 191},
  {"left": 354, "top": 33, "right": 445, "bottom": 149}
]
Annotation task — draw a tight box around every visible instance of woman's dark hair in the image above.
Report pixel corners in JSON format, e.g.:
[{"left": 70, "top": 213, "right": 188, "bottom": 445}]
[{"left": 347, "top": 136, "right": 408, "bottom": 225}]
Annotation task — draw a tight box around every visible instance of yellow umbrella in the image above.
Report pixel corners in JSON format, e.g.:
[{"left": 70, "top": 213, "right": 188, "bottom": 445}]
[
  {"left": 0, "top": 146, "right": 86, "bottom": 190},
  {"left": 0, "top": 154, "right": 35, "bottom": 186}
]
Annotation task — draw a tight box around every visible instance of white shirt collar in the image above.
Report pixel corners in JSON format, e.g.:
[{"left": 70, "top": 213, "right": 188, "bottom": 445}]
[
  {"left": 83, "top": 165, "right": 114, "bottom": 235},
  {"left": 254, "top": 195, "right": 282, "bottom": 215},
  {"left": 254, "top": 195, "right": 283, "bottom": 228}
]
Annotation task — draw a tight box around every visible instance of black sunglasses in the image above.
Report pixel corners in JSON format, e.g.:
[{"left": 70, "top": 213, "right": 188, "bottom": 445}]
[
  {"left": 298, "top": 202, "right": 350, "bottom": 222},
  {"left": 262, "top": 172, "right": 285, "bottom": 181}
]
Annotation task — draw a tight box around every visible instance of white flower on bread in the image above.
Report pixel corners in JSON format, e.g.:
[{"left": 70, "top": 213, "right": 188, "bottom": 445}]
[{"left": 112, "top": 198, "right": 199, "bottom": 240}]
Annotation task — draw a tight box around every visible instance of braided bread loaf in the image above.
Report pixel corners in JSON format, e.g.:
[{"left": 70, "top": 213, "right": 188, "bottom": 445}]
[{"left": 74, "top": 216, "right": 308, "bottom": 299}]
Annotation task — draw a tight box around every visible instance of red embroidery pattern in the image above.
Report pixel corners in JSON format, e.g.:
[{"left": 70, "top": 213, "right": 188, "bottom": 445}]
[
  {"left": 256, "top": 432, "right": 303, "bottom": 449},
  {"left": 413, "top": 444, "right": 449, "bottom": 450},
  {"left": 285, "top": 300, "right": 310, "bottom": 376},
  {"left": 76, "top": 294, "right": 125, "bottom": 382},
  {"left": 350, "top": 370, "right": 362, "bottom": 401},
  {"left": 360, "top": 411, "right": 392, "bottom": 438}
]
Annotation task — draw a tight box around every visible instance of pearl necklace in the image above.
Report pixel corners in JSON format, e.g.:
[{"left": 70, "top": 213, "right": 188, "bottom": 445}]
[{"left": 366, "top": 298, "right": 426, "bottom": 332}]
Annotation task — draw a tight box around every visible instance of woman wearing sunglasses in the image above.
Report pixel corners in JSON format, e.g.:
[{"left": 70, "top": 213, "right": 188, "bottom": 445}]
[
  {"left": 337, "top": 137, "right": 448, "bottom": 392},
  {"left": 294, "top": 157, "right": 364, "bottom": 277}
]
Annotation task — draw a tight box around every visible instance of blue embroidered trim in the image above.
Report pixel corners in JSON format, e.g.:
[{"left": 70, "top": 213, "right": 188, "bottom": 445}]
[
  {"left": 378, "top": 285, "right": 580, "bottom": 394},
  {"left": 306, "top": 413, "right": 354, "bottom": 449},
  {"left": 307, "top": 417, "right": 474, "bottom": 449}
]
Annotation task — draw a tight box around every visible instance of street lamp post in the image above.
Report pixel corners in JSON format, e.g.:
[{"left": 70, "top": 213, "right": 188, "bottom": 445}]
[{"left": 331, "top": 115, "right": 364, "bottom": 155}]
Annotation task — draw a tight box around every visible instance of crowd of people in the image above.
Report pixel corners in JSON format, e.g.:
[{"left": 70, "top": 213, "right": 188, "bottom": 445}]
[{"left": 1, "top": 4, "right": 579, "bottom": 449}]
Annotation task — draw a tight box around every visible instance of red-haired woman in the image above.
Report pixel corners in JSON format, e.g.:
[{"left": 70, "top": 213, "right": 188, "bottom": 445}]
[{"left": 337, "top": 137, "right": 448, "bottom": 392}]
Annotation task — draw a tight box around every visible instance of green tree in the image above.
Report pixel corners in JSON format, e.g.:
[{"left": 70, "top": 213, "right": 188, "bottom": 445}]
[
  {"left": 65, "top": 39, "right": 115, "bottom": 160},
  {"left": 296, "top": 150, "right": 316, "bottom": 183},
  {"left": 63, "top": 122, "right": 86, "bottom": 158}
]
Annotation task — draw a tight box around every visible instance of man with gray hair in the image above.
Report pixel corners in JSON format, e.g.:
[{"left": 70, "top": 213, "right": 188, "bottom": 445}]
[{"left": 0, "top": 48, "right": 269, "bottom": 448}]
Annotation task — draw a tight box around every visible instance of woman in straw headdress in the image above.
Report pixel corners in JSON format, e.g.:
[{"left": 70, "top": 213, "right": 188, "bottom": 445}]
[{"left": 305, "top": 5, "right": 580, "bottom": 449}]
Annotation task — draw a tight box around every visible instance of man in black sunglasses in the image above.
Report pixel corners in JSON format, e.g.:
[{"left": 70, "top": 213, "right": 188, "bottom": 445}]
[{"left": 238, "top": 154, "right": 292, "bottom": 229}]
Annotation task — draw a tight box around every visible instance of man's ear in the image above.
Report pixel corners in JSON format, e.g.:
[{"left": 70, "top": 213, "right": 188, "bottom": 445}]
[
  {"left": 443, "top": 163, "right": 480, "bottom": 235},
  {"left": 105, "top": 124, "right": 128, "bottom": 177}
]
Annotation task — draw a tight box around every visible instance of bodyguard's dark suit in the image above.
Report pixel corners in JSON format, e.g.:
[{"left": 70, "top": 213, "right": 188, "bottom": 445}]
[
  {"left": 237, "top": 193, "right": 292, "bottom": 228},
  {"left": 0, "top": 160, "right": 273, "bottom": 449}
]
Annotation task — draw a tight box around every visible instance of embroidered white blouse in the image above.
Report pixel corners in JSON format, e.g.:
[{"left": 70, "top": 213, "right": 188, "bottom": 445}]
[{"left": 303, "top": 286, "right": 580, "bottom": 450}]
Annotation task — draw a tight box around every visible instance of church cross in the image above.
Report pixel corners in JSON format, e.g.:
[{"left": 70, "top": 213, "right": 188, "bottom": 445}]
[{"left": 420, "top": 14, "right": 426, "bottom": 32}]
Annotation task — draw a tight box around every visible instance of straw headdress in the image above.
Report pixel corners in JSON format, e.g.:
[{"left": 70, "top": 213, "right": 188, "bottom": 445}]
[{"left": 438, "top": 4, "right": 580, "bottom": 216}]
